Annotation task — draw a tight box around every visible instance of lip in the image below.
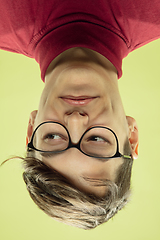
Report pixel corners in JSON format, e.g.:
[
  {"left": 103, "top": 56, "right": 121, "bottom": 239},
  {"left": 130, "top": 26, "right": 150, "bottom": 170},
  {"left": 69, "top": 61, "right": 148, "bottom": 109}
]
[{"left": 60, "top": 96, "right": 97, "bottom": 106}]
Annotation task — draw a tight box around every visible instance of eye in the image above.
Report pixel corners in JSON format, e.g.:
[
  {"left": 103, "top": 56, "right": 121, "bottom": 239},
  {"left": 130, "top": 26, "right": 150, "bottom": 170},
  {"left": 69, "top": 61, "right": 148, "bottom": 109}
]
[
  {"left": 43, "top": 133, "right": 67, "bottom": 143},
  {"left": 88, "top": 135, "right": 108, "bottom": 143},
  {"left": 45, "top": 134, "right": 62, "bottom": 140}
]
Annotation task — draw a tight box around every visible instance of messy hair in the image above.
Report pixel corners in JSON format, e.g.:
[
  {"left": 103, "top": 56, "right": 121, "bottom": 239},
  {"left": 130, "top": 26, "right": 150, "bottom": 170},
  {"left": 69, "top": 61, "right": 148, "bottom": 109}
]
[{"left": 21, "top": 138, "right": 133, "bottom": 229}]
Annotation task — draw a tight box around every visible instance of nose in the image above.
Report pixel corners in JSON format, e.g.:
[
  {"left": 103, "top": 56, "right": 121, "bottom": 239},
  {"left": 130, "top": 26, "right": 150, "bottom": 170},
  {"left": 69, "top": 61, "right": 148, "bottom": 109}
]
[{"left": 64, "top": 111, "right": 89, "bottom": 143}]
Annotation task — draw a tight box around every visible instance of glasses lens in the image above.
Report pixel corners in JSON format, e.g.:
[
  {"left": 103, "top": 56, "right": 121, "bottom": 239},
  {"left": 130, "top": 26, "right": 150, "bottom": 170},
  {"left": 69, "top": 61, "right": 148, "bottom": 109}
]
[
  {"left": 80, "top": 127, "right": 117, "bottom": 158},
  {"left": 33, "top": 122, "right": 69, "bottom": 152}
]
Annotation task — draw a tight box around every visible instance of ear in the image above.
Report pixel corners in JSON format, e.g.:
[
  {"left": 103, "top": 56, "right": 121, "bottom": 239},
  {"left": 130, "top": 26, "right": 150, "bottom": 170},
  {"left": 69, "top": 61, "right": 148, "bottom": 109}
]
[
  {"left": 26, "top": 110, "right": 38, "bottom": 147},
  {"left": 126, "top": 116, "right": 139, "bottom": 160}
]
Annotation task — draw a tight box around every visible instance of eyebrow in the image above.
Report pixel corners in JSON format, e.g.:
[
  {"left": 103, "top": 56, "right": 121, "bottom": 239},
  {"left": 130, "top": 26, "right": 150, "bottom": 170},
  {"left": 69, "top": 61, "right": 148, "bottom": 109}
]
[
  {"left": 40, "top": 152, "right": 62, "bottom": 158},
  {"left": 39, "top": 151, "right": 115, "bottom": 163},
  {"left": 82, "top": 176, "right": 109, "bottom": 186}
]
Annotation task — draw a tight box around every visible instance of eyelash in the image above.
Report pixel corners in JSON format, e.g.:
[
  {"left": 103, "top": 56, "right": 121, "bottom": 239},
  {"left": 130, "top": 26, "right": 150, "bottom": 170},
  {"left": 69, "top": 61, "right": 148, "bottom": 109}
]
[
  {"left": 87, "top": 135, "right": 108, "bottom": 143},
  {"left": 44, "top": 133, "right": 67, "bottom": 141}
]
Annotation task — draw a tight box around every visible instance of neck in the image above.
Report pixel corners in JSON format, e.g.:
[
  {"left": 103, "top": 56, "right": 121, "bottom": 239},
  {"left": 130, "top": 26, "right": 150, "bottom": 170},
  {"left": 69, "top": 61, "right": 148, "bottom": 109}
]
[{"left": 45, "top": 47, "right": 118, "bottom": 81}]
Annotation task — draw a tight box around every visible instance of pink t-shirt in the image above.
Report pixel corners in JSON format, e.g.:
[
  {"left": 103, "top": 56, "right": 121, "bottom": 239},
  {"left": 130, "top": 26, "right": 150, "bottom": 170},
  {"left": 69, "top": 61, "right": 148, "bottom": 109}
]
[{"left": 0, "top": 0, "right": 160, "bottom": 81}]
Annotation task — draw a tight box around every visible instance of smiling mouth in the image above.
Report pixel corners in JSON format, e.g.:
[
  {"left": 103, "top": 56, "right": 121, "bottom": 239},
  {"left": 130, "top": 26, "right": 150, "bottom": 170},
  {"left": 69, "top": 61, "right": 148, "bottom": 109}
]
[{"left": 60, "top": 96, "right": 98, "bottom": 106}]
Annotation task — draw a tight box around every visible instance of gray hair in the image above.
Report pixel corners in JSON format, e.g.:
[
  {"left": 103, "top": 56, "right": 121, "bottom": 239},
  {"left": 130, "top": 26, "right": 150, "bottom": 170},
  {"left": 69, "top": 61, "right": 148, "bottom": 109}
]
[{"left": 22, "top": 138, "right": 133, "bottom": 229}]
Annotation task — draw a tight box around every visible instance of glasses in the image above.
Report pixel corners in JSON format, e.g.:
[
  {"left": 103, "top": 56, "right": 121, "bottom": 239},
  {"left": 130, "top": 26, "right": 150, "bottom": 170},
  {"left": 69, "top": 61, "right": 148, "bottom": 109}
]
[{"left": 27, "top": 121, "right": 131, "bottom": 160}]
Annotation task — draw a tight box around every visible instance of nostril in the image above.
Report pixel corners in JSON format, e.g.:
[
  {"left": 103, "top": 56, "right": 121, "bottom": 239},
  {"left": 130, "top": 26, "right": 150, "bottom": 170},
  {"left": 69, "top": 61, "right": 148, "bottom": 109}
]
[
  {"left": 66, "top": 111, "right": 72, "bottom": 115},
  {"left": 79, "top": 112, "right": 86, "bottom": 116},
  {"left": 65, "top": 110, "right": 87, "bottom": 116}
]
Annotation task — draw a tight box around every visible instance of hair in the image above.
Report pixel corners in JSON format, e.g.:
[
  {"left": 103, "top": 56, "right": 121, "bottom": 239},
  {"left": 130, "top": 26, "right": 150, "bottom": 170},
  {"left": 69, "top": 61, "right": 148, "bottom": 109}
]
[
  {"left": 1, "top": 138, "right": 133, "bottom": 229},
  {"left": 20, "top": 138, "right": 133, "bottom": 230}
]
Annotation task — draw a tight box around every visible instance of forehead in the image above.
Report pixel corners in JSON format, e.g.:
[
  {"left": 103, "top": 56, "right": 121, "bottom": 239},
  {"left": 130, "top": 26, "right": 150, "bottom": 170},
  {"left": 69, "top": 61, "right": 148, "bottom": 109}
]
[{"left": 33, "top": 147, "right": 124, "bottom": 197}]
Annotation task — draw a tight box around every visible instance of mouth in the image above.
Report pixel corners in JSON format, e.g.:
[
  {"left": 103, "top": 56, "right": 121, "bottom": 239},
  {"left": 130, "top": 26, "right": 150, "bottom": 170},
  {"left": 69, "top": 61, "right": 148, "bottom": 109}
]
[{"left": 60, "top": 96, "right": 98, "bottom": 106}]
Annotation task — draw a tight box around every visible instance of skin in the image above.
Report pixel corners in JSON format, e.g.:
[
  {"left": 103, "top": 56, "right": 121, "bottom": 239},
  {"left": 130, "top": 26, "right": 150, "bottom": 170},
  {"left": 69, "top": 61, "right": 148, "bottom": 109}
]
[{"left": 26, "top": 47, "right": 139, "bottom": 197}]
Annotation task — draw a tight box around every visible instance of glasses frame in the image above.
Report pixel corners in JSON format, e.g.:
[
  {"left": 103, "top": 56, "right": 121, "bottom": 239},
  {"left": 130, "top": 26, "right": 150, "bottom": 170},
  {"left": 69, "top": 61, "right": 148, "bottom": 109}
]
[{"left": 27, "top": 121, "right": 131, "bottom": 160}]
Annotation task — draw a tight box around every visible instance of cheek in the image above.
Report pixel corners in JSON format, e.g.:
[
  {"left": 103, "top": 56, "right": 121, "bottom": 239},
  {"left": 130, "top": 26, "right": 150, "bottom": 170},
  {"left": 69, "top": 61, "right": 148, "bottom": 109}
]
[{"left": 36, "top": 106, "right": 60, "bottom": 124}]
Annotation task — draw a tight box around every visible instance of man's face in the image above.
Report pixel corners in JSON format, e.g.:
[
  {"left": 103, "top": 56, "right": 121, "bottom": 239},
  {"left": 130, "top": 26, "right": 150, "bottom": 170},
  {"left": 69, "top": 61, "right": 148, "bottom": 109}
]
[{"left": 27, "top": 48, "right": 136, "bottom": 197}]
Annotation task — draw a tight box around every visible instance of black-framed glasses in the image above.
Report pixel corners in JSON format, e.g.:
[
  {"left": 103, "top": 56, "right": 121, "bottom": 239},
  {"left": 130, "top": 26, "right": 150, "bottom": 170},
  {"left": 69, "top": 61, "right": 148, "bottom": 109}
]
[{"left": 27, "top": 121, "right": 131, "bottom": 160}]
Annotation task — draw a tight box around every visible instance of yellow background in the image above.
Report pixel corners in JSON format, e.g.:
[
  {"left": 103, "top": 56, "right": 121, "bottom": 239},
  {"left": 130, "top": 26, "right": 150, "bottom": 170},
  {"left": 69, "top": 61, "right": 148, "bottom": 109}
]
[{"left": 0, "top": 39, "right": 160, "bottom": 239}]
